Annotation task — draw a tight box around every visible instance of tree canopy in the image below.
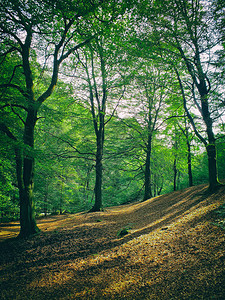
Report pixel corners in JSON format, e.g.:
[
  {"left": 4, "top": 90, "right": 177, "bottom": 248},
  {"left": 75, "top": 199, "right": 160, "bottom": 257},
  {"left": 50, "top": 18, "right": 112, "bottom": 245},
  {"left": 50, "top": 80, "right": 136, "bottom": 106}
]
[{"left": 0, "top": 0, "right": 224, "bottom": 236}]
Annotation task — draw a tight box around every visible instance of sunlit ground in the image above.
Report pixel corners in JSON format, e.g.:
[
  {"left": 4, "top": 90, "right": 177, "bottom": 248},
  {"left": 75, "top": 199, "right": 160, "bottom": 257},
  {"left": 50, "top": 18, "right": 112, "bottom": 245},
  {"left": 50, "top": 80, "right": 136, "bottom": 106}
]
[{"left": 0, "top": 184, "right": 225, "bottom": 299}]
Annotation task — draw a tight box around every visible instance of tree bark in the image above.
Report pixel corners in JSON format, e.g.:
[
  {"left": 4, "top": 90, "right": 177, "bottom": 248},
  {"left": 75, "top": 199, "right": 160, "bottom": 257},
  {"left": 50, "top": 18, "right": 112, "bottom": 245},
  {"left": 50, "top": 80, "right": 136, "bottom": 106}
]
[
  {"left": 174, "top": 62, "right": 220, "bottom": 191},
  {"left": 206, "top": 144, "right": 218, "bottom": 192},
  {"left": 19, "top": 108, "right": 40, "bottom": 237},
  {"left": 187, "top": 139, "right": 193, "bottom": 187},
  {"left": 143, "top": 134, "right": 153, "bottom": 201},
  {"left": 90, "top": 131, "right": 103, "bottom": 211},
  {"left": 199, "top": 87, "right": 220, "bottom": 191},
  {"left": 173, "top": 158, "right": 177, "bottom": 191},
  {"left": 87, "top": 40, "right": 107, "bottom": 212}
]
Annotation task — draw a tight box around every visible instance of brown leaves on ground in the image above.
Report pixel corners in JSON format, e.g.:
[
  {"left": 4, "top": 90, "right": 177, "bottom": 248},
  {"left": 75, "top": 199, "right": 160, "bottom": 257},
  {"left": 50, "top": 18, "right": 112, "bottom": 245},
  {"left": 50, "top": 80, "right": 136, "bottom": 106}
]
[{"left": 0, "top": 184, "right": 225, "bottom": 299}]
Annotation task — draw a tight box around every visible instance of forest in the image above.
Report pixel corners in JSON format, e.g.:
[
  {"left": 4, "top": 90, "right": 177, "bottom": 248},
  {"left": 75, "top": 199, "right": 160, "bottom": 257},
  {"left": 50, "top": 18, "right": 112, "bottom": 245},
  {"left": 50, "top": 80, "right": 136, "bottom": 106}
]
[{"left": 0, "top": 0, "right": 225, "bottom": 238}]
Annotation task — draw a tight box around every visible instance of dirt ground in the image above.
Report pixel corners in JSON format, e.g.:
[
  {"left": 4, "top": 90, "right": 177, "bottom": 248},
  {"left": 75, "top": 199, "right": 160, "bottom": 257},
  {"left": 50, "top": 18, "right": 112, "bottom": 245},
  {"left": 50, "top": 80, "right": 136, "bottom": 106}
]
[{"left": 0, "top": 184, "right": 225, "bottom": 299}]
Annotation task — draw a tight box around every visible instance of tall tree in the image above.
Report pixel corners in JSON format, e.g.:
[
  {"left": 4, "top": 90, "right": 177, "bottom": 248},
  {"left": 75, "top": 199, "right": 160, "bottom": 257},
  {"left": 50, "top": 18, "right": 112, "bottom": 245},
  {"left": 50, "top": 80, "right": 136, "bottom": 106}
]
[
  {"left": 0, "top": 0, "right": 105, "bottom": 237},
  {"left": 131, "top": 64, "right": 168, "bottom": 200},
  {"left": 71, "top": 29, "right": 127, "bottom": 211},
  {"left": 142, "top": 0, "right": 225, "bottom": 191},
  {"left": 178, "top": 116, "right": 194, "bottom": 187}
]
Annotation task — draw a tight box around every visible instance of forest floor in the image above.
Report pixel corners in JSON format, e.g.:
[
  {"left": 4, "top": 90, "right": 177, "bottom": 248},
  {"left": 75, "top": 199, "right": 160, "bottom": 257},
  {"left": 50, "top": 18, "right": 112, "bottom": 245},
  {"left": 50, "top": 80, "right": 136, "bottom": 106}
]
[{"left": 0, "top": 184, "right": 225, "bottom": 299}]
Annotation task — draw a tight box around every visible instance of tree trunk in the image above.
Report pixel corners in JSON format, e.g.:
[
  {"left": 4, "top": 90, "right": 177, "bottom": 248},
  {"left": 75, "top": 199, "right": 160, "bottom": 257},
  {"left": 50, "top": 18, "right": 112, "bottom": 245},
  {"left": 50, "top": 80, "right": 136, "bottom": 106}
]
[
  {"left": 60, "top": 177, "right": 63, "bottom": 214},
  {"left": 44, "top": 180, "right": 49, "bottom": 216},
  {"left": 143, "top": 134, "right": 152, "bottom": 201},
  {"left": 206, "top": 144, "right": 219, "bottom": 191},
  {"left": 175, "top": 38, "right": 220, "bottom": 192},
  {"left": 187, "top": 140, "right": 193, "bottom": 187},
  {"left": 199, "top": 86, "right": 220, "bottom": 191},
  {"left": 173, "top": 158, "right": 177, "bottom": 191},
  {"left": 18, "top": 108, "right": 40, "bottom": 237},
  {"left": 19, "top": 174, "right": 39, "bottom": 237},
  {"left": 90, "top": 131, "right": 103, "bottom": 212},
  {"left": 158, "top": 185, "right": 163, "bottom": 196}
]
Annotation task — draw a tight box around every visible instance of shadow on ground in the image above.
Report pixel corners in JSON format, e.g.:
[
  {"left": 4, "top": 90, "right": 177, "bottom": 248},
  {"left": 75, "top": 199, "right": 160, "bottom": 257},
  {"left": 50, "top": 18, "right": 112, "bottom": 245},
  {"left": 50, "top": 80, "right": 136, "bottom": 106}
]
[{"left": 0, "top": 184, "right": 225, "bottom": 299}]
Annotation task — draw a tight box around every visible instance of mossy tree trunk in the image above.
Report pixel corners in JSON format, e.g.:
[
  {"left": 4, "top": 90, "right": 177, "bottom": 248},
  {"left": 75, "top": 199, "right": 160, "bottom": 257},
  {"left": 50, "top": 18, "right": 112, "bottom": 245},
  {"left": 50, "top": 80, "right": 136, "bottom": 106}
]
[{"left": 19, "top": 108, "right": 40, "bottom": 237}]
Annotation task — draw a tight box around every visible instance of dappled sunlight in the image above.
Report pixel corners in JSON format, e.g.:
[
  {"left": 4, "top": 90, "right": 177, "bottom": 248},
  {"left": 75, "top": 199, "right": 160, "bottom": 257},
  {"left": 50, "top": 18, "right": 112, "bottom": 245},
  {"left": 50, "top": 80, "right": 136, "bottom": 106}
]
[
  {"left": 1, "top": 184, "right": 225, "bottom": 299},
  {"left": 0, "top": 222, "right": 20, "bottom": 240}
]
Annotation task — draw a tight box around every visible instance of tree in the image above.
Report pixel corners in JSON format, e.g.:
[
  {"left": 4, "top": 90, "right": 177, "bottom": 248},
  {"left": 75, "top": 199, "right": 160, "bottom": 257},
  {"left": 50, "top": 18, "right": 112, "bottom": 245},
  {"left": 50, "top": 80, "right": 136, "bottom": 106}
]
[
  {"left": 142, "top": 0, "right": 225, "bottom": 191},
  {"left": 128, "top": 63, "right": 169, "bottom": 200},
  {"left": 0, "top": 0, "right": 105, "bottom": 237},
  {"left": 70, "top": 31, "right": 126, "bottom": 211},
  {"left": 34, "top": 85, "right": 96, "bottom": 214},
  {"left": 178, "top": 116, "right": 194, "bottom": 187}
]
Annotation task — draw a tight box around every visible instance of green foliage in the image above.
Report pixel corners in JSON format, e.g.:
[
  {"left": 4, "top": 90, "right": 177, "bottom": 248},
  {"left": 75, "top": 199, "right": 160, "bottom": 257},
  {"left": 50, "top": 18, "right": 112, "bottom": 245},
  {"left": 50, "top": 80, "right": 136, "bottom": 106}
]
[
  {"left": 0, "top": 156, "right": 19, "bottom": 222},
  {"left": 217, "top": 138, "right": 225, "bottom": 181},
  {"left": 117, "top": 224, "right": 132, "bottom": 237},
  {"left": 0, "top": 0, "right": 224, "bottom": 223}
]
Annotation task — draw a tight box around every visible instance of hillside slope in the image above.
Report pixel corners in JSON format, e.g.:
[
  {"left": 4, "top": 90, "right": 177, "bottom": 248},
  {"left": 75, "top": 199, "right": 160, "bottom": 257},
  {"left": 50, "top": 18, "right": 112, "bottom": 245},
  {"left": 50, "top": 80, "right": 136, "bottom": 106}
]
[{"left": 0, "top": 184, "right": 225, "bottom": 299}]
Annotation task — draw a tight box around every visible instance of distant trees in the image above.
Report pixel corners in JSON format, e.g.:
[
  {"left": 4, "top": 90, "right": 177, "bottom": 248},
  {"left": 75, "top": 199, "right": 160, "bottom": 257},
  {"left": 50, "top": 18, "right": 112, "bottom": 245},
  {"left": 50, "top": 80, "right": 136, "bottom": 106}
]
[{"left": 0, "top": 0, "right": 224, "bottom": 234}]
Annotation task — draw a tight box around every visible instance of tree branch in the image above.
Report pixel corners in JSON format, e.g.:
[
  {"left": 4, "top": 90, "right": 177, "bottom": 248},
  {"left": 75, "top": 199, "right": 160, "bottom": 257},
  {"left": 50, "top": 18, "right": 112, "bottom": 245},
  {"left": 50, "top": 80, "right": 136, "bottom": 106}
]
[
  {"left": 0, "top": 104, "right": 28, "bottom": 111},
  {"left": 0, "top": 83, "right": 27, "bottom": 98},
  {"left": 174, "top": 67, "right": 207, "bottom": 146},
  {"left": 0, "top": 123, "right": 17, "bottom": 141},
  {"left": 10, "top": 106, "right": 25, "bottom": 124}
]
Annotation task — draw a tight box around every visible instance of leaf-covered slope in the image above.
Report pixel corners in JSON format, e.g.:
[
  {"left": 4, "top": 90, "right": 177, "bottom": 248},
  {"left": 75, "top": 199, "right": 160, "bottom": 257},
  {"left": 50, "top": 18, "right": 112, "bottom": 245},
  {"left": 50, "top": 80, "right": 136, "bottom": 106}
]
[{"left": 0, "top": 184, "right": 225, "bottom": 299}]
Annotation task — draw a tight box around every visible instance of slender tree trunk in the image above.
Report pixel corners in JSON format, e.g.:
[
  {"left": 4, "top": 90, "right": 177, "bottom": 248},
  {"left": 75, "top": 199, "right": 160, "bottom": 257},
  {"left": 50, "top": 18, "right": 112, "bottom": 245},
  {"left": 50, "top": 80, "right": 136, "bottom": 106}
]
[
  {"left": 44, "top": 179, "right": 49, "bottom": 216},
  {"left": 143, "top": 134, "right": 152, "bottom": 201},
  {"left": 173, "top": 158, "right": 177, "bottom": 191},
  {"left": 87, "top": 41, "right": 107, "bottom": 212},
  {"left": 19, "top": 108, "right": 40, "bottom": 237},
  {"left": 90, "top": 131, "right": 104, "bottom": 211},
  {"left": 173, "top": 126, "right": 178, "bottom": 192},
  {"left": 158, "top": 185, "right": 163, "bottom": 196},
  {"left": 60, "top": 179, "right": 63, "bottom": 214},
  {"left": 187, "top": 140, "right": 193, "bottom": 187}
]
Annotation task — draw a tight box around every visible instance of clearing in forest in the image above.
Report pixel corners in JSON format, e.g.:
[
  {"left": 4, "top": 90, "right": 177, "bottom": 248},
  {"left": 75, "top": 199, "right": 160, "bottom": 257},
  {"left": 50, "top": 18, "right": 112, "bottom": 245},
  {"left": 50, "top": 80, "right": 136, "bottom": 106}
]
[{"left": 0, "top": 184, "right": 225, "bottom": 299}]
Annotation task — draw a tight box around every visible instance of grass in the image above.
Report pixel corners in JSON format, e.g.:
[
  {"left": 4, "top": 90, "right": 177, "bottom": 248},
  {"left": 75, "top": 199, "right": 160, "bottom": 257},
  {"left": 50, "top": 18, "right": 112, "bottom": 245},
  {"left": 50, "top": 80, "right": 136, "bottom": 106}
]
[{"left": 0, "top": 183, "right": 225, "bottom": 299}]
